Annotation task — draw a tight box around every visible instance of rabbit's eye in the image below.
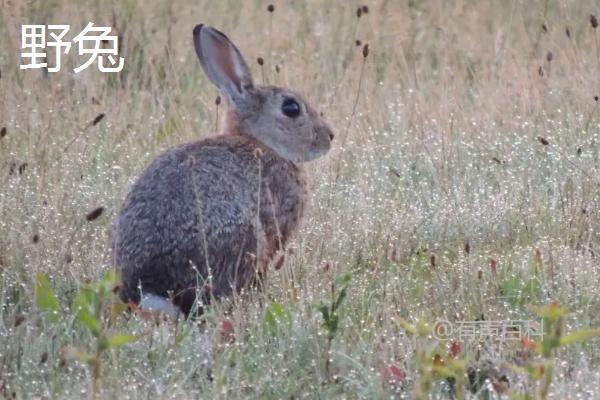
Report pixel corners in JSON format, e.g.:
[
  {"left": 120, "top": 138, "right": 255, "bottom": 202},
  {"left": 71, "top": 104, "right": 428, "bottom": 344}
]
[{"left": 281, "top": 98, "right": 301, "bottom": 118}]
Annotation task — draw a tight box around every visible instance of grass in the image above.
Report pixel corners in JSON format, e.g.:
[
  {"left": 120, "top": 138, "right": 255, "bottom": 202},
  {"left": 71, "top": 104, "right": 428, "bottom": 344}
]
[{"left": 1, "top": 0, "right": 600, "bottom": 398}]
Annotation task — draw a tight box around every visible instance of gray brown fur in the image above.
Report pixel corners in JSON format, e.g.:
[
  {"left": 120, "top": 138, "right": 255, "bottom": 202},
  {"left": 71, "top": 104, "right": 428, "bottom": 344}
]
[{"left": 113, "top": 25, "right": 332, "bottom": 316}]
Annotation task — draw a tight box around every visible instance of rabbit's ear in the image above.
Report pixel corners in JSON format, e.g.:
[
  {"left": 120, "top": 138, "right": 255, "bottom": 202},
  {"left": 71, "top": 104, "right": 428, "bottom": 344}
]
[{"left": 193, "top": 25, "right": 254, "bottom": 103}]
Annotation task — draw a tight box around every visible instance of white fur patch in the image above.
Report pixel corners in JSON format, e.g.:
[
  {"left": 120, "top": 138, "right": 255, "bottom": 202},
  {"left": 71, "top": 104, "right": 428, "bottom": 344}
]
[{"left": 140, "top": 294, "right": 181, "bottom": 319}]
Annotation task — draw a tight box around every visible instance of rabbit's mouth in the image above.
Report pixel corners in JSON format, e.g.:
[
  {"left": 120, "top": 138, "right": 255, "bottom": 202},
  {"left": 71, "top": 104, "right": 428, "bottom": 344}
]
[
  {"left": 302, "top": 133, "right": 332, "bottom": 162},
  {"left": 307, "top": 146, "right": 330, "bottom": 161}
]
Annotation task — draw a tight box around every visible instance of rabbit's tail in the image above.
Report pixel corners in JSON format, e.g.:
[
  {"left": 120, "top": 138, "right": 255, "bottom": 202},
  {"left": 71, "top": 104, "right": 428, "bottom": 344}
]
[{"left": 140, "top": 294, "right": 182, "bottom": 319}]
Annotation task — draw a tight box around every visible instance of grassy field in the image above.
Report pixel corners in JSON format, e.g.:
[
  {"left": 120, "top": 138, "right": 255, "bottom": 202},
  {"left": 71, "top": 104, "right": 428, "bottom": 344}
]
[{"left": 1, "top": 0, "right": 600, "bottom": 398}]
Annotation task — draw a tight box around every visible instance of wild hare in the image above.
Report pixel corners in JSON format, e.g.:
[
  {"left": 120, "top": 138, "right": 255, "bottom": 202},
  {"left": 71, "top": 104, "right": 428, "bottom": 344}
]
[{"left": 113, "top": 24, "right": 333, "bottom": 318}]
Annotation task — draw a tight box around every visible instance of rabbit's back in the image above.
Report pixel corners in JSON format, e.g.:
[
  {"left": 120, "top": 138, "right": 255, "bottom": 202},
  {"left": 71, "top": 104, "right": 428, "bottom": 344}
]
[{"left": 113, "top": 135, "right": 307, "bottom": 314}]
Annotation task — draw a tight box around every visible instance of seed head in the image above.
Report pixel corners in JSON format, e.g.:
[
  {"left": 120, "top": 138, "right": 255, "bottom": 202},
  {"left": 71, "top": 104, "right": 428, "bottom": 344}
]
[
  {"left": 362, "top": 43, "right": 369, "bottom": 58},
  {"left": 257, "top": 56, "right": 264, "bottom": 66},
  {"left": 362, "top": 5, "right": 369, "bottom": 14},
  {"left": 546, "top": 51, "right": 553, "bottom": 62},
  {"left": 86, "top": 206, "right": 104, "bottom": 221},
  {"left": 387, "top": 245, "right": 398, "bottom": 262},
  {"left": 267, "top": 4, "right": 274, "bottom": 13},
  {"left": 14, "top": 314, "right": 26, "bottom": 327},
  {"left": 356, "top": 7, "right": 362, "bottom": 18},
  {"left": 0, "top": 127, "right": 6, "bottom": 139},
  {"left": 541, "top": 24, "right": 548, "bottom": 33},
  {"left": 253, "top": 148, "right": 264, "bottom": 158},
  {"left": 537, "top": 136, "right": 549, "bottom": 145},
  {"left": 591, "top": 14, "right": 598, "bottom": 29},
  {"left": 464, "top": 241, "right": 470, "bottom": 255},
  {"left": 218, "top": 319, "right": 236, "bottom": 344},
  {"left": 355, "top": 39, "right": 362, "bottom": 46},
  {"left": 566, "top": 26, "right": 571, "bottom": 38},
  {"left": 92, "top": 113, "right": 105, "bottom": 126},
  {"left": 595, "top": 95, "right": 599, "bottom": 102},
  {"left": 489, "top": 259, "right": 498, "bottom": 277},
  {"left": 534, "top": 248, "right": 542, "bottom": 265}
]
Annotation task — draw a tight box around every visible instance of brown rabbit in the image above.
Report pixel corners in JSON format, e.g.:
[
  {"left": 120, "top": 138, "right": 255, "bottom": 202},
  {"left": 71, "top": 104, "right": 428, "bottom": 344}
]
[{"left": 112, "top": 24, "right": 333, "bottom": 317}]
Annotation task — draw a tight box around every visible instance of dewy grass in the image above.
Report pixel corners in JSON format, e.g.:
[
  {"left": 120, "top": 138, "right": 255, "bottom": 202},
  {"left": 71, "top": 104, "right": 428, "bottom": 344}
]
[{"left": 1, "top": 0, "right": 600, "bottom": 399}]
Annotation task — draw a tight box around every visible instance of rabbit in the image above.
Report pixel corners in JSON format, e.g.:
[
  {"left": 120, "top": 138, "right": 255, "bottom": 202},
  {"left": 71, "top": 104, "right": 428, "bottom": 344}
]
[{"left": 112, "top": 24, "right": 334, "bottom": 317}]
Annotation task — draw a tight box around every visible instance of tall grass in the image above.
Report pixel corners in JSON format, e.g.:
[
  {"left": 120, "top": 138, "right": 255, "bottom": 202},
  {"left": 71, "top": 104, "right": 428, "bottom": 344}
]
[{"left": 1, "top": 0, "right": 599, "bottom": 398}]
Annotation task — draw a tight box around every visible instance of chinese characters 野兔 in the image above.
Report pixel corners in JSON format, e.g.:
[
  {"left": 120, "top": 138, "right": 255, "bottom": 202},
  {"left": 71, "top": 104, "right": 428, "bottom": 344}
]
[
  {"left": 432, "top": 319, "right": 544, "bottom": 342},
  {"left": 20, "top": 23, "right": 124, "bottom": 73}
]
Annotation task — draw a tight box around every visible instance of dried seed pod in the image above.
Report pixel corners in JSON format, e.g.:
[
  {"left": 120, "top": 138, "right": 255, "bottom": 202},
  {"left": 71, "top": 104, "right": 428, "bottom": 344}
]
[
  {"left": 0, "top": 127, "right": 6, "bottom": 139},
  {"left": 92, "top": 113, "right": 105, "bottom": 126},
  {"left": 546, "top": 51, "right": 553, "bottom": 62},
  {"left": 14, "top": 314, "right": 26, "bottom": 327},
  {"left": 267, "top": 4, "right": 274, "bottom": 13},
  {"left": 591, "top": 14, "right": 598, "bottom": 29},
  {"left": 218, "top": 318, "right": 236, "bottom": 344},
  {"left": 86, "top": 206, "right": 104, "bottom": 221},
  {"left": 534, "top": 248, "right": 542, "bottom": 264},
  {"left": 362, "top": 43, "right": 369, "bottom": 58},
  {"left": 387, "top": 245, "right": 398, "bottom": 262},
  {"left": 18, "top": 163, "right": 27, "bottom": 174},
  {"left": 257, "top": 57, "right": 264, "bottom": 66},
  {"left": 253, "top": 148, "right": 264, "bottom": 158},
  {"left": 489, "top": 259, "right": 498, "bottom": 276},
  {"left": 356, "top": 7, "right": 362, "bottom": 18},
  {"left": 215, "top": 95, "right": 221, "bottom": 105}
]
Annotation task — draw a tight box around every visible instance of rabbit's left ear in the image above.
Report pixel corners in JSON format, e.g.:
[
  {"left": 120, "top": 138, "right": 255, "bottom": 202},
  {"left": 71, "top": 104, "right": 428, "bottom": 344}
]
[{"left": 193, "top": 24, "right": 254, "bottom": 103}]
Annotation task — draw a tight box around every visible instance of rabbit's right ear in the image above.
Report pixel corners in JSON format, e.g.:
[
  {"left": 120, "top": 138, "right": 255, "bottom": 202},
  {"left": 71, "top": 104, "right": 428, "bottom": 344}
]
[{"left": 193, "top": 25, "right": 254, "bottom": 104}]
